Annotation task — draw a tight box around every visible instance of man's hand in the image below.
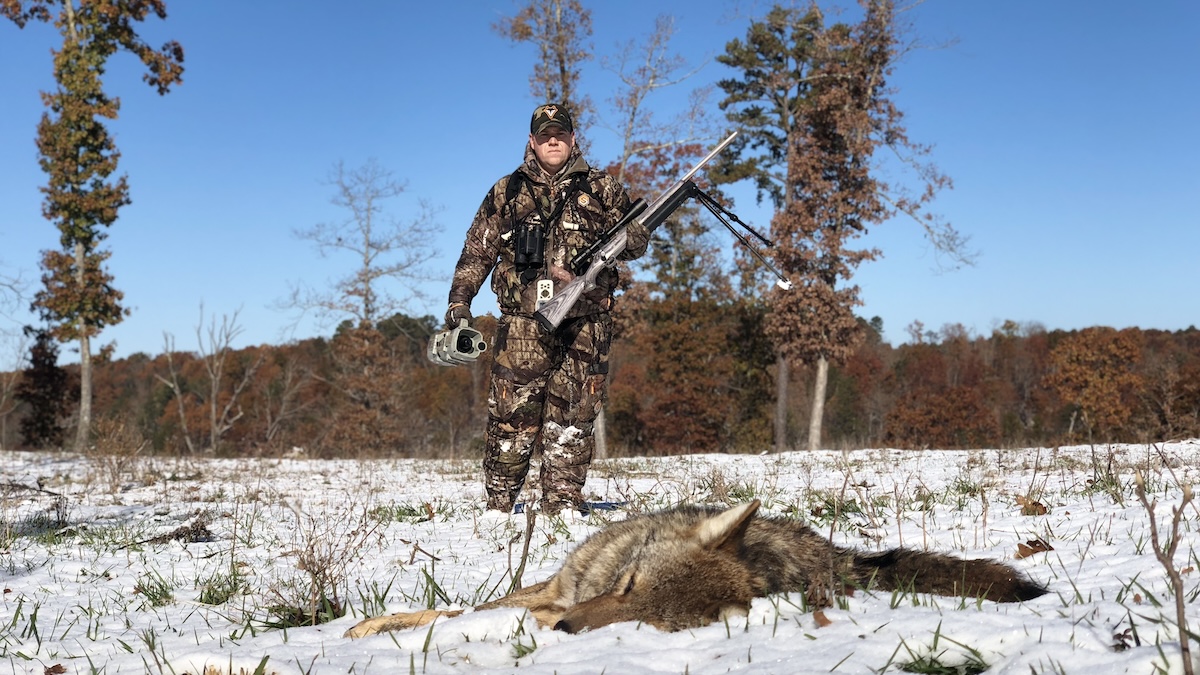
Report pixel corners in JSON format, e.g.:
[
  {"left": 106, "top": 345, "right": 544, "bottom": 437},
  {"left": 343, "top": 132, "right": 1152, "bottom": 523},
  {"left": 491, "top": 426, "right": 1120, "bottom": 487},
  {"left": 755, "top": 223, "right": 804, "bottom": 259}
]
[
  {"left": 445, "top": 302, "right": 472, "bottom": 329},
  {"left": 549, "top": 265, "right": 575, "bottom": 283}
]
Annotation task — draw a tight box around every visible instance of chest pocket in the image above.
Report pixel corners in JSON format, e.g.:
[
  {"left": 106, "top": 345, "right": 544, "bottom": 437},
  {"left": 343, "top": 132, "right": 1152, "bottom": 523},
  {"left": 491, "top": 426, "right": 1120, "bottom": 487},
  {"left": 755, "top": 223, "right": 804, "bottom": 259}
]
[{"left": 559, "top": 178, "right": 609, "bottom": 254}]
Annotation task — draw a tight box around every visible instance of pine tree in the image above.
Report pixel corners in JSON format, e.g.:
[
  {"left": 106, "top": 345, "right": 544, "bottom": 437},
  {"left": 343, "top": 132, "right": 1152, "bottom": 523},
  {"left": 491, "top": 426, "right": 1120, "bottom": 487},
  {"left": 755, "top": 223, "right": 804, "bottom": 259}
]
[
  {"left": 15, "top": 327, "right": 72, "bottom": 448},
  {"left": 4, "top": 0, "right": 184, "bottom": 450},
  {"left": 714, "top": 5, "right": 824, "bottom": 451},
  {"left": 717, "top": 1, "right": 963, "bottom": 451}
]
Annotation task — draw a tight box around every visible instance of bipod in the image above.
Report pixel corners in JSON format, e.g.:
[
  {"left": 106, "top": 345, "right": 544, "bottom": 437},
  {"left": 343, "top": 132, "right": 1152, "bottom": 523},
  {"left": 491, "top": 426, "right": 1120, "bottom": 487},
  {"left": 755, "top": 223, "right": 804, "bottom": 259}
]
[{"left": 688, "top": 183, "right": 793, "bottom": 290}]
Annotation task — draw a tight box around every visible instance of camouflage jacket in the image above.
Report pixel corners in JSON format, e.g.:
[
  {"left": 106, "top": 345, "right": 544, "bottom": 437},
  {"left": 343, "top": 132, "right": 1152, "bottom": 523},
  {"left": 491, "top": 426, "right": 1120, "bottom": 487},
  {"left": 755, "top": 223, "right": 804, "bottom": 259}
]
[{"left": 448, "top": 143, "right": 648, "bottom": 320}]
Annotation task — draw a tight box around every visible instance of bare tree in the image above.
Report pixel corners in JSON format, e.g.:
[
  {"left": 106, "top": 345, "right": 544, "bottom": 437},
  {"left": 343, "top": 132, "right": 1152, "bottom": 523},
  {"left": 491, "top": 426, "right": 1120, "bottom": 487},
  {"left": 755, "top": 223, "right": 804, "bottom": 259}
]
[
  {"left": 196, "top": 308, "right": 262, "bottom": 453},
  {"left": 157, "top": 307, "right": 262, "bottom": 454},
  {"left": 494, "top": 0, "right": 595, "bottom": 129},
  {"left": 0, "top": 269, "right": 26, "bottom": 323},
  {"left": 597, "top": 14, "right": 721, "bottom": 458},
  {"left": 603, "top": 15, "right": 715, "bottom": 184},
  {"left": 0, "top": 332, "right": 31, "bottom": 449},
  {"left": 0, "top": 273, "right": 30, "bottom": 449},
  {"left": 286, "top": 159, "right": 441, "bottom": 329},
  {"left": 254, "top": 349, "right": 315, "bottom": 451},
  {"left": 156, "top": 332, "right": 196, "bottom": 454}
]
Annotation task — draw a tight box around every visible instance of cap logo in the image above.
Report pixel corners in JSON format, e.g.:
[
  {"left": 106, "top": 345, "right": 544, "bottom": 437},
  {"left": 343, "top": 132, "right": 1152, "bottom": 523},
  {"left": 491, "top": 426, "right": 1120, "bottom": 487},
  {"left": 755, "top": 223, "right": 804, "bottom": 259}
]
[{"left": 531, "top": 103, "right": 573, "bottom": 134}]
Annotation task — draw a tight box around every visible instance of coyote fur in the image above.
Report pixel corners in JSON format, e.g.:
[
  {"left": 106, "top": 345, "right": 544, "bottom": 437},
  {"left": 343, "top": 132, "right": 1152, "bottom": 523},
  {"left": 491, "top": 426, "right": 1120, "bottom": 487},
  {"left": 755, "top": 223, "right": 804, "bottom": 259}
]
[{"left": 346, "top": 500, "right": 1046, "bottom": 638}]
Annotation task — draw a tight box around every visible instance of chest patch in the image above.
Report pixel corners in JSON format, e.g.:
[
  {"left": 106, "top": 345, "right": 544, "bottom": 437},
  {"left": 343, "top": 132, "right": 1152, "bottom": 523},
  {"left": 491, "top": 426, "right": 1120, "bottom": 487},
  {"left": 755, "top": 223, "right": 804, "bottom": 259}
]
[{"left": 577, "top": 193, "right": 591, "bottom": 208}]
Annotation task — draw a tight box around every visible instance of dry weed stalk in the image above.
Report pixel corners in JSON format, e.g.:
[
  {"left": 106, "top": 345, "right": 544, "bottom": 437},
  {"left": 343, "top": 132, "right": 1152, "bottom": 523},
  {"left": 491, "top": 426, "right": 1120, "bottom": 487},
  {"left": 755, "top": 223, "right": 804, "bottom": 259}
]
[
  {"left": 486, "top": 478, "right": 540, "bottom": 598},
  {"left": 1154, "top": 444, "right": 1200, "bottom": 521},
  {"left": 510, "top": 505, "right": 537, "bottom": 592},
  {"left": 85, "top": 417, "right": 149, "bottom": 493},
  {"left": 270, "top": 498, "right": 387, "bottom": 626},
  {"left": 1133, "top": 471, "right": 1195, "bottom": 675}
]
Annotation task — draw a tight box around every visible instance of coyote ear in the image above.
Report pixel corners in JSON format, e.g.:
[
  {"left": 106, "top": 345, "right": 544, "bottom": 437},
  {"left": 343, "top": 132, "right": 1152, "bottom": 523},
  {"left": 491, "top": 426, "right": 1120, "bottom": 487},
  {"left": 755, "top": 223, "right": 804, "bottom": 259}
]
[{"left": 697, "top": 500, "right": 760, "bottom": 552}]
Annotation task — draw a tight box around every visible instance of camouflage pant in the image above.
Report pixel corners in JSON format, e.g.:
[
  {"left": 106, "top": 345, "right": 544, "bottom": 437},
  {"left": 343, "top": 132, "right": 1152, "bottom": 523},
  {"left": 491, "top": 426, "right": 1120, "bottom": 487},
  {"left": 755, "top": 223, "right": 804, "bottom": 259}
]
[{"left": 483, "top": 313, "right": 611, "bottom": 513}]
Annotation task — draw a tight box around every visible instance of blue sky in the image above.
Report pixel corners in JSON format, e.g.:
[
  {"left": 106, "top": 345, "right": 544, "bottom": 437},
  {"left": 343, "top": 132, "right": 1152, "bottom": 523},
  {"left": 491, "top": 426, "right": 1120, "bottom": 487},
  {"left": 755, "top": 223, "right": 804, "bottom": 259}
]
[{"left": 1, "top": 0, "right": 1197, "bottom": 364}]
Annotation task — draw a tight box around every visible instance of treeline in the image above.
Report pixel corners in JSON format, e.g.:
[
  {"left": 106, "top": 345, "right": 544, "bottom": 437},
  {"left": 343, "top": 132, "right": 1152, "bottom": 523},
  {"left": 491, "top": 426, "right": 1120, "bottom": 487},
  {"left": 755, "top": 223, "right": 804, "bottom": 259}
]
[
  {"left": 607, "top": 300, "right": 1200, "bottom": 454},
  {"left": 3, "top": 303, "right": 1196, "bottom": 456}
]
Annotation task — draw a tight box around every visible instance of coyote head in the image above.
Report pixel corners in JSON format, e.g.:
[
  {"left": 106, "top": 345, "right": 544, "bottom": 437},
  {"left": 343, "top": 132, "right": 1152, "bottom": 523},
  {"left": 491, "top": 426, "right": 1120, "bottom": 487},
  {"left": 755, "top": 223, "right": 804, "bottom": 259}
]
[{"left": 554, "top": 500, "right": 763, "bottom": 633}]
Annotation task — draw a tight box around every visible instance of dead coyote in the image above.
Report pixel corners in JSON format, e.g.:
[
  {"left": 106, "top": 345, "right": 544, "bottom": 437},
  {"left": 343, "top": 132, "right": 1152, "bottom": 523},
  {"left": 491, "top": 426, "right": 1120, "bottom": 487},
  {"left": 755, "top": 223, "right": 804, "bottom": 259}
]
[{"left": 346, "top": 499, "right": 1046, "bottom": 637}]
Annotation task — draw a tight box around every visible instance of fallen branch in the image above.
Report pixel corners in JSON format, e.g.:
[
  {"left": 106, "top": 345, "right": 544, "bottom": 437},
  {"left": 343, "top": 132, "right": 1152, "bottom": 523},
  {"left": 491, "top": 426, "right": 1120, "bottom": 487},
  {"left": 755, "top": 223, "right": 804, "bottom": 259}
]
[{"left": 0, "top": 482, "right": 62, "bottom": 498}]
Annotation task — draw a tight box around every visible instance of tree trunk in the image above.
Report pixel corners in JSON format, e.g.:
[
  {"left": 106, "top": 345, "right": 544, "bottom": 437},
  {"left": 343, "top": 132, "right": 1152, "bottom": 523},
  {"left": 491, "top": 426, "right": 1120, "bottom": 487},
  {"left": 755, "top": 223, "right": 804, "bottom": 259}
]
[
  {"left": 76, "top": 334, "right": 91, "bottom": 450},
  {"left": 467, "top": 359, "right": 483, "bottom": 457},
  {"left": 807, "top": 354, "right": 828, "bottom": 451},
  {"left": 74, "top": 241, "right": 91, "bottom": 451},
  {"left": 774, "top": 352, "right": 789, "bottom": 453},
  {"left": 594, "top": 406, "right": 607, "bottom": 459}
]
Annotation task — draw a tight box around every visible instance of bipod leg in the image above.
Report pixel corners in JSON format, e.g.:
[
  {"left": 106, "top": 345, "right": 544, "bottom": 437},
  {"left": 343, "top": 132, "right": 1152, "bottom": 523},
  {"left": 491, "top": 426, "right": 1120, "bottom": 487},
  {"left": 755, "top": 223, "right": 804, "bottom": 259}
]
[
  {"left": 693, "top": 189, "right": 774, "bottom": 246},
  {"left": 693, "top": 189, "right": 793, "bottom": 290}
]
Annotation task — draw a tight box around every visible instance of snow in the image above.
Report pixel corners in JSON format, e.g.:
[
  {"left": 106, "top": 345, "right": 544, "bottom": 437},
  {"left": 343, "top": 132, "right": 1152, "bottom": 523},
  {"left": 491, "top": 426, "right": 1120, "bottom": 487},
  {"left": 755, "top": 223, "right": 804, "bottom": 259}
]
[{"left": 2, "top": 442, "right": 1199, "bottom": 674}]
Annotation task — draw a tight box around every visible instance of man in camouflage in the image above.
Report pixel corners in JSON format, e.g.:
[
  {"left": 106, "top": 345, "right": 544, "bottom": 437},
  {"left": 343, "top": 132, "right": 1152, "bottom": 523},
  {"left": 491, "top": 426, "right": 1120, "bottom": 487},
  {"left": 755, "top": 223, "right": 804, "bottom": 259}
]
[{"left": 445, "top": 104, "right": 650, "bottom": 514}]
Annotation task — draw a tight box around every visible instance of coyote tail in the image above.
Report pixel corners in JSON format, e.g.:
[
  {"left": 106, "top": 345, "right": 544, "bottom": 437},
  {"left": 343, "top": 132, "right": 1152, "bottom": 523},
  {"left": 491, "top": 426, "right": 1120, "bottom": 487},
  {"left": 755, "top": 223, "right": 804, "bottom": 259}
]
[{"left": 852, "top": 548, "right": 1047, "bottom": 602}]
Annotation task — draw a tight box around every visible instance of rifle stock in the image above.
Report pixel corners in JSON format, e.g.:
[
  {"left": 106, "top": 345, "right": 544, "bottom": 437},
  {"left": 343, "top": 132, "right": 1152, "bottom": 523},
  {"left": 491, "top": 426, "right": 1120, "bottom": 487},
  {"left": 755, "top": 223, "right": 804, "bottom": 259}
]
[
  {"left": 534, "top": 272, "right": 589, "bottom": 332},
  {"left": 535, "top": 132, "right": 738, "bottom": 332}
]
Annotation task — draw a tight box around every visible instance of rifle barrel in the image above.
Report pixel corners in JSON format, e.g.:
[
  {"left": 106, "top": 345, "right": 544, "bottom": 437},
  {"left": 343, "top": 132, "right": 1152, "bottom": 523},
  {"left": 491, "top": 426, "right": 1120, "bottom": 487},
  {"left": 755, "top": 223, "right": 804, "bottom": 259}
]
[{"left": 647, "top": 132, "right": 737, "bottom": 212}]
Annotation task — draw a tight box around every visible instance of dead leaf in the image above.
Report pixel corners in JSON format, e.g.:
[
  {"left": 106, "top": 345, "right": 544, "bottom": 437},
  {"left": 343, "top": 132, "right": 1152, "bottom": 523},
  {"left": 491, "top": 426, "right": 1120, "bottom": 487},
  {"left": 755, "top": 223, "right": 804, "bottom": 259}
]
[
  {"left": 44, "top": 666, "right": 67, "bottom": 675},
  {"left": 1015, "top": 538, "right": 1054, "bottom": 559},
  {"left": 1112, "top": 628, "right": 1134, "bottom": 652},
  {"left": 813, "top": 609, "right": 833, "bottom": 627},
  {"left": 1015, "top": 494, "right": 1048, "bottom": 516}
]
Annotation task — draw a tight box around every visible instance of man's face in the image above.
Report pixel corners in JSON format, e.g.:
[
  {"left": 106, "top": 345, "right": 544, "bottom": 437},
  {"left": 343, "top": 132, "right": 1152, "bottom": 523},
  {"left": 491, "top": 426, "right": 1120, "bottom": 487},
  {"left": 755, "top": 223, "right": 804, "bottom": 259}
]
[{"left": 530, "top": 125, "right": 575, "bottom": 174}]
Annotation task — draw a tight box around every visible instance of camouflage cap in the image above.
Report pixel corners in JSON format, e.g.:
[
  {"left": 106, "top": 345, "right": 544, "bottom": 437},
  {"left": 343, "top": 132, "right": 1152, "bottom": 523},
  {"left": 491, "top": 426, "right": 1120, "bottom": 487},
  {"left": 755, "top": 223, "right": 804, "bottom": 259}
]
[{"left": 530, "top": 104, "right": 574, "bottom": 135}]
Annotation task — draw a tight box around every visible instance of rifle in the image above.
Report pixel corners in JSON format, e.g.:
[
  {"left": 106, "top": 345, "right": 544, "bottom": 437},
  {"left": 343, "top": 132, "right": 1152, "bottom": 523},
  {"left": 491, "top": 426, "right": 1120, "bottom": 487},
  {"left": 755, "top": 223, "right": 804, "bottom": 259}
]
[{"left": 535, "top": 131, "right": 792, "bottom": 331}]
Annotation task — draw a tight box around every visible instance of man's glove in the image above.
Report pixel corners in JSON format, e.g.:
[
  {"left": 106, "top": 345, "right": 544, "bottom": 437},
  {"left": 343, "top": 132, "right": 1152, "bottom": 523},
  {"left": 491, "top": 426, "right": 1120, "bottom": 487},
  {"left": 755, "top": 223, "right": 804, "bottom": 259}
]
[{"left": 445, "top": 302, "right": 472, "bottom": 329}]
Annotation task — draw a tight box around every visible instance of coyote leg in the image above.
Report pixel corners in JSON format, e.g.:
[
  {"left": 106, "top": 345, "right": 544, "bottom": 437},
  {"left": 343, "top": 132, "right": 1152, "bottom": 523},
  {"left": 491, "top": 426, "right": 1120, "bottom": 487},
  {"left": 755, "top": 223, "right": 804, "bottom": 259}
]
[
  {"left": 344, "top": 609, "right": 463, "bottom": 638},
  {"left": 344, "top": 579, "right": 562, "bottom": 639}
]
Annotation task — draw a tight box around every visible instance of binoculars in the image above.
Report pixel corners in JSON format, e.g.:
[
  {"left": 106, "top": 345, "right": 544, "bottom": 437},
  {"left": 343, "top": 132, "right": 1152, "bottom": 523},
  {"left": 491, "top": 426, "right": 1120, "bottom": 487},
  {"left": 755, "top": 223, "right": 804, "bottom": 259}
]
[{"left": 427, "top": 319, "right": 487, "bottom": 366}]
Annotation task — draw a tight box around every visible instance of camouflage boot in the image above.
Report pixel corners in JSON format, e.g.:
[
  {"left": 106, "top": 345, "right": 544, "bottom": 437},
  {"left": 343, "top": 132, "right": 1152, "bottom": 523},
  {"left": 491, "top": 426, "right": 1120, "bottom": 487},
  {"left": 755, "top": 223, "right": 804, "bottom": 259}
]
[
  {"left": 482, "top": 420, "right": 540, "bottom": 512},
  {"left": 539, "top": 422, "right": 593, "bottom": 514}
]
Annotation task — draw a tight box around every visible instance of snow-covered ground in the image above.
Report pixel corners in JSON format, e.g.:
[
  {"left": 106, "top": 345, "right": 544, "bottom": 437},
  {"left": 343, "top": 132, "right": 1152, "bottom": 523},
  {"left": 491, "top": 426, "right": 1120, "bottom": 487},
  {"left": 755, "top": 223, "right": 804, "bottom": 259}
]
[{"left": 2, "top": 441, "right": 1199, "bottom": 674}]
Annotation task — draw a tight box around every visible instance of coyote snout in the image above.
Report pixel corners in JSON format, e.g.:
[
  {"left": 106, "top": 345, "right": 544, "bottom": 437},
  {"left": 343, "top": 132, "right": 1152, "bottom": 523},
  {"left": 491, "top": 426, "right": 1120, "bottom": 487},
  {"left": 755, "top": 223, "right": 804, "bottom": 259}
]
[{"left": 346, "top": 500, "right": 1046, "bottom": 638}]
